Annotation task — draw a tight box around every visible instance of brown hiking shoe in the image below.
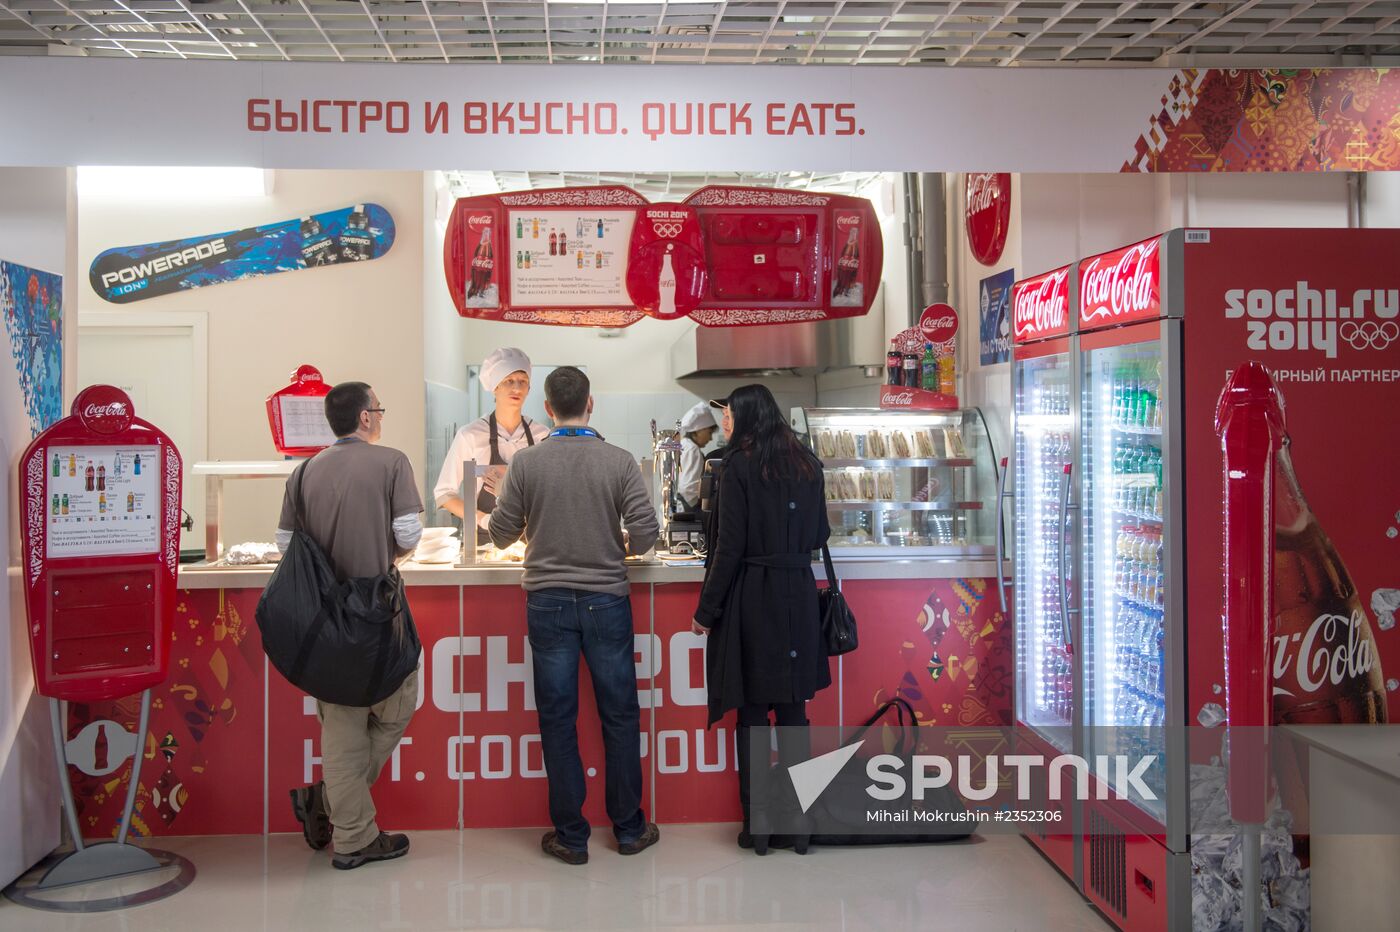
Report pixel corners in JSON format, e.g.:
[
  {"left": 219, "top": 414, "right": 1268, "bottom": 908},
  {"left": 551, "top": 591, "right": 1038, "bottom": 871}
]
[
  {"left": 289, "top": 782, "right": 331, "bottom": 851},
  {"left": 541, "top": 831, "right": 588, "bottom": 865},
  {"left": 618, "top": 822, "right": 660, "bottom": 856},
  {"left": 332, "top": 832, "right": 409, "bottom": 870}
]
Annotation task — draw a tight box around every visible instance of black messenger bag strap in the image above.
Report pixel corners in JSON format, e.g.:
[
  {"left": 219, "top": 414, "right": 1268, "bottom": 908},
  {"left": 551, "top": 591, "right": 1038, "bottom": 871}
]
[{"left": 821, "top": 543, "right": 840, "bottom": 589}]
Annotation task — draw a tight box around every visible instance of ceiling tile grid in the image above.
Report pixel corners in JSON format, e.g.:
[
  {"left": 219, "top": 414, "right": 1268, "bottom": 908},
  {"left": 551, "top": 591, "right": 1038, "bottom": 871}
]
[{"left": 2, "top": 2, "right": 1398, "bottom": 65}]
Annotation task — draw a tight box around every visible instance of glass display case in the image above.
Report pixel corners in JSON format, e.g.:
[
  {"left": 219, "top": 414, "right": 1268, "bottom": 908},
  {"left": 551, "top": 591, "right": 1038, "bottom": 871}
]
[{"left": 790, "top": 407, "right": 999, "bottom": 557}]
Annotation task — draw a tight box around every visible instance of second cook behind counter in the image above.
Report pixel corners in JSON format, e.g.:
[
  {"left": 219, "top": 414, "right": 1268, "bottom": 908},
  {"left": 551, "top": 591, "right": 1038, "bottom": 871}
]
[{"left": 433, "top": 347, "right": 550, "bottom": 544}]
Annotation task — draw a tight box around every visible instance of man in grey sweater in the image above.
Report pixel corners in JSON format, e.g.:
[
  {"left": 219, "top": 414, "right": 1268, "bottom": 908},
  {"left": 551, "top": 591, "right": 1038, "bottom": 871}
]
[{"left": 489, "top": 366, "right": 660, "bottom": 865}]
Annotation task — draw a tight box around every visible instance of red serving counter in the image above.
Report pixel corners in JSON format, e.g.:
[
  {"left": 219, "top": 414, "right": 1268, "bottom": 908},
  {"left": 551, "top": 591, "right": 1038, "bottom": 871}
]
[{"left": 42, "top": 561, "right": 1009, "bottom": 839}]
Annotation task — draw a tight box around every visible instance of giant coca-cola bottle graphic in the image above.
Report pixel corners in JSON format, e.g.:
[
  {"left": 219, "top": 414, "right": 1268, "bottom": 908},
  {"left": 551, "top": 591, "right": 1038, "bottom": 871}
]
[
  {"left": 467, "top": 226, "right": 494, "bottom": 300},
  {"left": 1271, "top": 431, "right": 1387, "bottom": 724}
]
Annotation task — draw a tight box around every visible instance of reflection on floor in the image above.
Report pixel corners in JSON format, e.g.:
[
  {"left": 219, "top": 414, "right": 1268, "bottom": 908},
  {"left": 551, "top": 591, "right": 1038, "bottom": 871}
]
[{"left": 1, "top": 825, "right": 1111, "bottom": 931}]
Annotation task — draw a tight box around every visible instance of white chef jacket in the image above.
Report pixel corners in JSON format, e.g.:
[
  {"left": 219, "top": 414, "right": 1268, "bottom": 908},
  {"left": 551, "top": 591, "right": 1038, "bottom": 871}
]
[
  {"left": 679, "top": 437, "right": 707, "bottom": 510},
  {"left": 433, "top": 415, "right": 550, "bottom": 520}
]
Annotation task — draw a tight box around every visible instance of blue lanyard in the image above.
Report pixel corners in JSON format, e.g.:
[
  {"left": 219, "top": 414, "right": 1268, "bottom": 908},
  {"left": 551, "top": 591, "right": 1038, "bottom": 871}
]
[{"left": 549, "top": 427, "right": 600, "bottom": 440}]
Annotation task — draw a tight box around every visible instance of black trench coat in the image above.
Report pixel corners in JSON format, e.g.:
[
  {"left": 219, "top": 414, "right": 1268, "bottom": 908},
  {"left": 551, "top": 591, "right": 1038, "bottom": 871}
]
[{"left": 695, "top": 449, "right": 831, "bottom": 726}]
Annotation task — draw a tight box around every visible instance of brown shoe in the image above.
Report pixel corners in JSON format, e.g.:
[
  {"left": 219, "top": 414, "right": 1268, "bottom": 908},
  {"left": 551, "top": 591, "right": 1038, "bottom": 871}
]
[
  {"left": 289, "top": 782, "right": 331, "bottom": 851},
  {"left": 541, "top": 831, "right": 588, "bottom": 865},
  {"left": 332, "top": 832, "right": 409, "bottom": 870},
  {"left": 618, "top": 822, "right": 660, "bottom": 856}
]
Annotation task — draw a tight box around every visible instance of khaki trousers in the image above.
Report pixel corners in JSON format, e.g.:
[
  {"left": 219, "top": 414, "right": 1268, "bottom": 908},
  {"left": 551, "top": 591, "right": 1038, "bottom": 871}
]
[{"left": 316, "top": 669, "right": 418, "bottom": 853}]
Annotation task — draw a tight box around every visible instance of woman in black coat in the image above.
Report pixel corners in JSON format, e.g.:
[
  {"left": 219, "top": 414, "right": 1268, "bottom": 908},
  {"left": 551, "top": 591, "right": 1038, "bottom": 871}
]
[{"left": 692, "top": 384, "right": 830, "bottom": 855}]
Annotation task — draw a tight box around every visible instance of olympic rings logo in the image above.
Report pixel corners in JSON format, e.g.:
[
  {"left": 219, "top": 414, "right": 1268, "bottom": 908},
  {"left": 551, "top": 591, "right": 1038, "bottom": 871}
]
[
  {"left": 652, "top": 222, "right": 683, "bottom": 239},
  {"left": 1339, "top": 320, "right": 1399, "bottom": 350}
]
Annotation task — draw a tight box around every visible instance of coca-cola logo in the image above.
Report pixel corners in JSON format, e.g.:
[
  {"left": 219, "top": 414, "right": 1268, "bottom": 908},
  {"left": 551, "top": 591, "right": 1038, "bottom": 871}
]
[
  {"left": 1080, "top": 239, "right": 1160, "bottom": 326},
  {"left": 919, "top": 303, "right": 959, "bottom": 344},
  {"left": 885, "top": 391, "right": 915, "bottom": 405},
  {"left": 965, "top": 173, "right": 1011, "bottom": 266},
  {"left": 836, "top": 214, "right": 860, "bottom": 230},
  {"left": 1012, "top": 269, "right": 1069, "bottom": 342},
  {"left": 1272, "top": 610, "right": 1377, "bottom": 698},
  {"left": 83, "top": 402, "right": 127, "bottom": 419},
  {"left": 466, "top": 214, "right": 492, "bottom": 232}
]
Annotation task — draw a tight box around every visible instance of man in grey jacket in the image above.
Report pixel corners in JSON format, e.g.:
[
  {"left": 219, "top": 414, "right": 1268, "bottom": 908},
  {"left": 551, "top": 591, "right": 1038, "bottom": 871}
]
[{"left": 489, "top": 366, "right": 660, "bottom": 865}]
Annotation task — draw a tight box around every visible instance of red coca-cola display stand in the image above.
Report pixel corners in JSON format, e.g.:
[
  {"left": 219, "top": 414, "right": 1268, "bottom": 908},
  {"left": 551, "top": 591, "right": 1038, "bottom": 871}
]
[
  {"left": 881, "top": 304, "right": 960, "bottom": 410},
  {"left": 12, "top": 385, "right": 193, "bottom": 903},
  {"left": 264, "top": 364, "right": 335, "bottom": 457},
  {"left": 1215, "top": 362, "right": 1278, "bottom": 932}
]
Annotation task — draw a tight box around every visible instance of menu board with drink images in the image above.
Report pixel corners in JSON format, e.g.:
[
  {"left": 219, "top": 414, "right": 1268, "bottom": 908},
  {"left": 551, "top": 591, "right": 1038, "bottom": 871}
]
[
  {"left": 45, "top": 445, "right": 160, "bottom": 559},
  {"left": 505, "top": 211, "right": 635, "bottom": 306}
]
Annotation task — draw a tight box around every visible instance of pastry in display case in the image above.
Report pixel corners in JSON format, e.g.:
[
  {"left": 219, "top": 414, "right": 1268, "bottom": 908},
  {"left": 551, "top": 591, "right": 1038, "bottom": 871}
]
[{"left": 792, "top": 407, "right": 998, "bottom": 556}]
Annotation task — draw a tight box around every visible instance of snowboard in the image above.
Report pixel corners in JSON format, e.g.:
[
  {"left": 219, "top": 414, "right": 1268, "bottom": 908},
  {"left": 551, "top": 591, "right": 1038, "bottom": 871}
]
[{"left": 90, "top": 203, "right": 395, "bottom": 304}]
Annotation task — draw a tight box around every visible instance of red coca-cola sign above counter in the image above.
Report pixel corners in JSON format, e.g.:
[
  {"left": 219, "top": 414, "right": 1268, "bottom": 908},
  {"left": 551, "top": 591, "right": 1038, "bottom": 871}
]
[
  {"left": 444, "top": 184, "right": 881, "bottom": 328},
  {"left": 1010, "top": 266, "right": 1072, "bottom": 344},
  {"left": 965, "top": 173, "right": 1011, "bottom": 267},
  {"left": 1078, "top": 235, "right": 1163, "bottom": 331}
]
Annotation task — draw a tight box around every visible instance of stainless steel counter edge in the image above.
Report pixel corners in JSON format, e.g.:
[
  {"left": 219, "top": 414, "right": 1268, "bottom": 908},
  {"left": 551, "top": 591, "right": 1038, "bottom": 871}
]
[{"left": 146, "top": 557, "right": 1005, "bottom": 590}]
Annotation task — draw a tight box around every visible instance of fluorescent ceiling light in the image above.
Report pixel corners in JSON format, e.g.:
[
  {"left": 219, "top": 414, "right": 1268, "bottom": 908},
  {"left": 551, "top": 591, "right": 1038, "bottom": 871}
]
[{"left": 77, "top": 166, "right": 271, "bottom": 199}]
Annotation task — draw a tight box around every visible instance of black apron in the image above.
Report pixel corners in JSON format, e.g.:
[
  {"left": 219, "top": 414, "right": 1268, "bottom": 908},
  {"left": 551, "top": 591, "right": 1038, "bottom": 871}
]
[{"left": 475, "top": 413, "right": 534, "bottom": 544}]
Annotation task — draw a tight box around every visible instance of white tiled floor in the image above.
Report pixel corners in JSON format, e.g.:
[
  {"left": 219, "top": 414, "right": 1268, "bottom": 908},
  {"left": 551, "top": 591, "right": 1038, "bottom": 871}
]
[{"left": 1, "top": 826, "right": 1113, "bottom": 931}]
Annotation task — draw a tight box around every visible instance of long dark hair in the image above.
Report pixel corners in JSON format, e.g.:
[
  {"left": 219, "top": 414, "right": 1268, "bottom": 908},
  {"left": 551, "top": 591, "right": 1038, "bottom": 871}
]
[{"left": 726, "top": 384, "right": 820, "bottom": 482}]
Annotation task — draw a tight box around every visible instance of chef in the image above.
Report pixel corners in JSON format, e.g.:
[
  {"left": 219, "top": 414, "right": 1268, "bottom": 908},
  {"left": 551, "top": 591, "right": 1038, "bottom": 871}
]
[
  {"left": 677, "top": 401, "right": 718, "bottom": 512},
  {"left": 434, "top": 347, "right": 550, "bottom": 542}
]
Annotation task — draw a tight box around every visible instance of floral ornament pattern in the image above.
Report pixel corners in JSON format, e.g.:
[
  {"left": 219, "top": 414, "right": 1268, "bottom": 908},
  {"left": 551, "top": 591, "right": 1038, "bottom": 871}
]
[{"left": 1125, "top": 67, "right": 1400, "bottom": 172}]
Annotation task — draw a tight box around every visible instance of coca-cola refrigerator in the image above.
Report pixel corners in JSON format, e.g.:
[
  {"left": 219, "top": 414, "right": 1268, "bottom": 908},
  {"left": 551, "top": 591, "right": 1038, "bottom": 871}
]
[
  {"left": 1007, "top": 264, "right": 1081, "bottom": 884},
  {"left": 1012, "top": 228, "right": 1400, "bottom": 932}
]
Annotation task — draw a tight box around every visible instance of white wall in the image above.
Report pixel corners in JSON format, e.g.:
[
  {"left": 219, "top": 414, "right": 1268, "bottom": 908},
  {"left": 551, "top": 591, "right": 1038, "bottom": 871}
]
[
  {"left": 0, "top": 166, "right": 69, "bottom": 886},
  {"left": 78, "top": 170, "right": 426, "bottom": 547}
]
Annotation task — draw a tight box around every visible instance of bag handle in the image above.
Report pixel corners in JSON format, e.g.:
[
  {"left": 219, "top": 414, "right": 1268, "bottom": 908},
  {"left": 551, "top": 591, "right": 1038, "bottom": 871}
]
[
  {"left": 844, "top": 696, "right": 918, "bottom": 757},
  {"left": 820, "top": 542, "right": 839, "bottom": 589},
  {"left": 291, "top": 460, "right": 310, "bottom": 531}
]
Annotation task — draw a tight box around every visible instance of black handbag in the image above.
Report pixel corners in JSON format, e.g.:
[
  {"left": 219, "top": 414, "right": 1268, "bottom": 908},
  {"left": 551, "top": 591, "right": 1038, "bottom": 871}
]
[
  {"left": 809, "top": 697, "right": 973, "bottom": 846},
  {"left": 818, "top": 544, "right": 858, "bottom": 656},
  {"left": 256, "top": 463, "right": 421, "bottom": 707}
]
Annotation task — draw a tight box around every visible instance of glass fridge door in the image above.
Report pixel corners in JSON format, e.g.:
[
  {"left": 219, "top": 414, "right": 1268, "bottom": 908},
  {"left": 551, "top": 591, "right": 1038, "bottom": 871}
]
[
  {"left": 1013, "top": 350, "right": 1074, "bottom": 749},
  {"left": 1082, "top": 336, "right": 1167, "bottom": 821}
]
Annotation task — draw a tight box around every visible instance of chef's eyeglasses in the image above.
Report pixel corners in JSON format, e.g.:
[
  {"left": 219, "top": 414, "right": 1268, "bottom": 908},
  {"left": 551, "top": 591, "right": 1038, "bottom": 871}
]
[{"left": 366, "top": 407, "right": 386, "bottom": 414}]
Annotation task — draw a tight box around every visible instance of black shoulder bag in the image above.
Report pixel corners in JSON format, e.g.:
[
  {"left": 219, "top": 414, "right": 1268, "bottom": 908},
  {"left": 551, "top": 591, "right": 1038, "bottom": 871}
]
[
  {"left": 256, "top": 462, "right": 421, "bottom": 707},
  {"left": 818, "top": 543, "right": 858, "bottom": 656}
]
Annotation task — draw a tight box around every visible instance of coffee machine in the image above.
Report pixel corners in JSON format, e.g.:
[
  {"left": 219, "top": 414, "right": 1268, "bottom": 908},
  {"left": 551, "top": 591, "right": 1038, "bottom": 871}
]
[{"left": 649, "top": 419, "right": 706, "bottom": 554}]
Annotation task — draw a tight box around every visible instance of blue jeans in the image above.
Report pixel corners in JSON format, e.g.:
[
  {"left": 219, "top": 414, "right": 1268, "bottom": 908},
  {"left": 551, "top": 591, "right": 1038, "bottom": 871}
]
[{"left": 526, "top": 587, "right": 646, "bottom": 851}]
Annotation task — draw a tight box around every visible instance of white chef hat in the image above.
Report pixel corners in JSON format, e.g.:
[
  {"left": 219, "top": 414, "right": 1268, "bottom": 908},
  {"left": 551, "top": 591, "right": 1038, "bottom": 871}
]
[
  {"left": 480, "top": 347, "right": 531, "bottom": 393},
  {"left": 680, "top": 401, "right": 717, "bottom": 433}
]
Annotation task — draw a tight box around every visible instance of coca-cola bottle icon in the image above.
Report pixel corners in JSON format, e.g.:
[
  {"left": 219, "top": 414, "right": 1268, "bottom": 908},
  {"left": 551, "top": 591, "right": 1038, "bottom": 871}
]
[
  {"left": 559, "top": 230, "right": 567, "bottom": 255},
  {"left": 549, "top": 229, "right": 557, "bottom": 256},
  {"left": 97, "top": 462, "right": 106, "bottom": 491},
  {"left": 85, "top": 461, "right": 95, "bottom": 492},
  {"left": 657, "top": 246, "right": 677, "bottom": 318},
  {"left": 467, "top": 227, "right": 494, "bottom": 300},
  {"left": 94, "top": 723, "right": 109, "bottom": 772},
  {"left": 833, "top": 227, "right": 860, "bottom": 298}
]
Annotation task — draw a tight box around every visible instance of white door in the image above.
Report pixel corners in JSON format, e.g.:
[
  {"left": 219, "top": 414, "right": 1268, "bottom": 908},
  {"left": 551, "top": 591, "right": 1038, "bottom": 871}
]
[{"left": 78, "top": 311, "right": 208, "bottom": 554}]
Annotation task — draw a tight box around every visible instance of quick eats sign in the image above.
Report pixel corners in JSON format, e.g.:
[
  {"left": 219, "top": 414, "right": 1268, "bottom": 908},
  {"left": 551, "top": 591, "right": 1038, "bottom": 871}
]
[{"left": 247, "top": 98, "right": 863, "bottom": 141}]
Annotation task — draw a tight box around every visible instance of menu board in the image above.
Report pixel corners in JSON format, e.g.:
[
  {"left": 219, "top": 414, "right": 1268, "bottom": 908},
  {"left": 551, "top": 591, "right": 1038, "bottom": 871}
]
[
  {"left": 275, "top": 394, "right": 337, "bottom": 449},
  {"left": 505, "top": 210, "right": 635, "bottom": 306},
  {"left": 45, "top": 445, "right": 160, "bottom": 558}
]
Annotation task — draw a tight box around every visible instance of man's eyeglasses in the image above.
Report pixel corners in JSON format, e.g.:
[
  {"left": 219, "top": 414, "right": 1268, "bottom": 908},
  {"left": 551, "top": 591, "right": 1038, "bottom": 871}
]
[{"left": 366, "top": 407, "right": 386, "bottom": 414}]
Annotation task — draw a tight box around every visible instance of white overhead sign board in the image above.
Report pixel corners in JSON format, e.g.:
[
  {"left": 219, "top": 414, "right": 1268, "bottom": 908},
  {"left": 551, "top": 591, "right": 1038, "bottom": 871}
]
[{"left": 0, "top": 58, "right": 1174, "bottom": 172}]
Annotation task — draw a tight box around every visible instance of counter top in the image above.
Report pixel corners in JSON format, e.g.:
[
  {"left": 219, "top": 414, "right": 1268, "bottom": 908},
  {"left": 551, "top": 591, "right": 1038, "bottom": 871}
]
[{"left": 164, "top": 555, "right": 1005, "bottom": 589}]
